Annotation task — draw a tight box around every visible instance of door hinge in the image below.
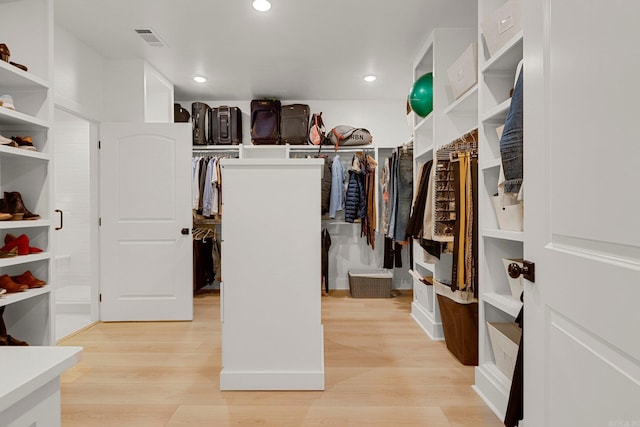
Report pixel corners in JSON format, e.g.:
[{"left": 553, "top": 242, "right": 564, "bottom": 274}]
[{"left": 99, "top": 293, "right": 102, "bottom": 302}]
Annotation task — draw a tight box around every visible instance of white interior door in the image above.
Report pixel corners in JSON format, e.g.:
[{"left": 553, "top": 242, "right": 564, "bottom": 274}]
[
  {"left": 524, "top": 1, "right": 640, "bottom": 425},
  {"left": 99, "top": 123, "right": 192, "bottom": 321}
]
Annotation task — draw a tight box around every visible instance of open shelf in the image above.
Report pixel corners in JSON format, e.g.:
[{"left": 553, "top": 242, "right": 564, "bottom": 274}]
[
  {"left": 482, "top": 229, "right": 525, "bottom": 242},
  {"left": 0, "top": 60, "right": 50, "bottom": 90},
  {"left": 480, "top": 99, "right": 511, "bottom": 124},
  {"left": 0, "top": 286, "right": 50, "bottom": 309},
  {"left": 444, "top": 85, "right": 478, "bottom": 115},
  {"left": 0, "top": 252, "right": 50, "bottom": 268},
  {"left": 0, "top": 220, "right": 51, "bottom": 230},
  {"left": 481, "top": 157, "right": 501, "bottom": 170},
  {"left": 415, "top": 143, "right": 434, "bottom": 161},
  {"left": 0, "top": 108, "right": 49, "bottom": 130},
  {"left": 484, "top": 292, "right": 522, "bottom": 318},
  {"left": 415, "top": 259, "right": 436, "bottom": 272},
  {"left": 0, "top": 145, "right": 50, "bottom": 161},
  {"left": 482, "top": 32, "right": 524, "bottom": 75},
  {"left": 414, "top": 113, "right": 434, "bottom": 134}
]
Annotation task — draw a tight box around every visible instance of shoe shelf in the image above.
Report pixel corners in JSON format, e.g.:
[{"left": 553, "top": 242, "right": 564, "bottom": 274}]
[
  {"left": 0, "top": 220, "right": 51, "bottom": 230},
  {"left": 480, "top": 156, "right": 501, "bottom": 171},
  {"left": 0, "top": 60, "right": 49, "bottom": 91},
  {"left": 0, "top": 252, "right": 50, "bottom": 268},
  {"left": 0, "top": 107, "right": 49, "bottom": 130},
  {"left": 414, "top": 112, "right": 434, "bottom": 135},
  {"left": 0, "top": 145, "right": 50, "bottom": 161},
  {"left": 415, "top": 258, "right": 436, "bottom": 272},
  {"left": 0, "top": 286, "right": 50, "bottom": 309}
]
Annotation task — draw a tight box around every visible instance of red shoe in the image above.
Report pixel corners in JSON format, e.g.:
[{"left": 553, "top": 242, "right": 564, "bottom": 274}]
[
  {"left": 0, "top": 233, "right": 29, "bottom": 255},
  {"left": 12, "top": 271, "right": 46, "bottom": 288},
  {"left": 0, "top": 274, "right": 27, "bottom": 293},
  {"left": 3, "top": 233, "right": 42, "bottom": 254}
]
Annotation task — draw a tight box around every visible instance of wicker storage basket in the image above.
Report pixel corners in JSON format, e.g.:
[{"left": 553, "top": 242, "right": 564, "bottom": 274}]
[{"left": 348, "top": 270, "right": 393, "bottom": 298}]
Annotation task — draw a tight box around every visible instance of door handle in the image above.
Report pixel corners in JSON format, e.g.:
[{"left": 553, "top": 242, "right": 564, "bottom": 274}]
[
  {"left": 181, "top": 228, "right": 190, "bottom": 235},
  {"left": 508, "top": 260, "right": 535, "bottom": 283},
  {"left": 55, "top": 209, "right": 63, "bottom": 231}
]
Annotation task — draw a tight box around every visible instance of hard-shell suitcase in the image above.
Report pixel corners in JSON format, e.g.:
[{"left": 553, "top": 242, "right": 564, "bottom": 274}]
[
  {"left": 192, "top": 102, "right": 210, "bottom": 145},
  {"left": 280, "top": 103, "right": 310, "bottom": 145},
  {"left": 210, "top": 105, "right": 242, "bottom": 145},
  {"left": 250, "top": 99, "right": 281, "bottom": 145}
]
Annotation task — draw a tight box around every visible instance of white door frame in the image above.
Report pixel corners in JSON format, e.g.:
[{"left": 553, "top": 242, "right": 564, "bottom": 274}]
[{"left": 53, "top": 104, "right": 101, "bottom": 322}]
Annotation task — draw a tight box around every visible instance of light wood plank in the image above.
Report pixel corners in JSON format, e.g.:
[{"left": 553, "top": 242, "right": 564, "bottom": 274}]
[{"left": 60, "top": 291, "right": 502, "bottom": 426}]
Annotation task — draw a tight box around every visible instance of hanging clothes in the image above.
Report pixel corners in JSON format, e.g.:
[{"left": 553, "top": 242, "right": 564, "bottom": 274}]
[
  {"left": 363, "top": 154, "right": 378, "bottom": 249},
  {"left": 321, "top": 228, "right": 331, "bottom": 294},
  {"left": 329, "top": 155, "right": 346, "bottom": 219},
  {"left": 406, "top": 160, "right": 433, "bottom": 238},
  {"left": 393, "top": 148, "right": 413, "bottom": 243},
  {"left": 345, "top": 154, "right": 366, "bottom": 223},
  {"left": 381, "top": 157, "right": 391, "bottom": 235}
]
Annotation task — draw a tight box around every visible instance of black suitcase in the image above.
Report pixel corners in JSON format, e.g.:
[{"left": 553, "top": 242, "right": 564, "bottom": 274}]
[
  {"left": 250, "top": 99, "right": 281, "bottom": 145},
  {"left": 209, "top": 105, "right": 242, "bottom": 145},
  {"left": 191, "top": 102, "right": 210, "bottom": 145},
  {"left": 280, "top": 104, "right": 310, "bottom": 145}
]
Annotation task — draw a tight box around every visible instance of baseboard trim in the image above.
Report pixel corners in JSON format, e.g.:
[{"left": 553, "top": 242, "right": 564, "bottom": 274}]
[{"left": 219, "top": 369, "right": 325, "bottom": 391}]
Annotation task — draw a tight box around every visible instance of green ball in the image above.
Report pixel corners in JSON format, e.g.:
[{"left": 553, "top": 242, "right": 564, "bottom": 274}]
[{"left": 409, "top": 73, "right": 433, "bottom": 118}]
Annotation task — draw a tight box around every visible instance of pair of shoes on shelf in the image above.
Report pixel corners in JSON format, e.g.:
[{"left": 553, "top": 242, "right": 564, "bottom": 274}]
[
  {"left": 10, "top": 136, "right": 36, "bottom": 151},
  {"left": 0, "top": 271, "right": 45, "bottom": 293},
  {"left": 0, "top": 233, "right": 43, "bottom": 256},
  {"left": 0, "top": 94, "right": 15, "bottom": 110},
  {"left": 0, "top": 44, "right": 28, "bottom": 71},
  {"left": 0, "top": 134, "right": 15, "bottom": 146},
  {"left": 0, "top": 192, "right": 41, "bottom": 220}
]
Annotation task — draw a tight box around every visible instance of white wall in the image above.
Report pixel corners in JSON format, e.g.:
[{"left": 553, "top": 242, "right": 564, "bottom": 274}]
[
  {"left": 175, "top": 99, "right": 412, "bottom": 148},
  {"left": 54, "top": 24, "right": 104, "bottom": 120}
]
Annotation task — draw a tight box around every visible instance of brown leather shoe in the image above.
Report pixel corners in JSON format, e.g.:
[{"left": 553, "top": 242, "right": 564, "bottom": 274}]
[
  {"left": 12, "top": 271, "right": 46, "bottom": 288},
  {"left": 9, "top": 61, "right": 27, "bottom": 72},
  {"left": 4, "top": 191, "right": 40, "bottom": 220},
  {"left": 6, "top": 335, "right": 28, "bottom": 346},
  {"left": 0, "top": 274, "right": 27, "bottom": 293},
  {"left": 0, "top": 43, "right": 9, "bottom": 62}
]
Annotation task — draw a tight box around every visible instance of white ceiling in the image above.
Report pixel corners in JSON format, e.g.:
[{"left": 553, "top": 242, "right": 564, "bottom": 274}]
[{"left": 54, "top": 0, "right": 477, "bottom": 101}]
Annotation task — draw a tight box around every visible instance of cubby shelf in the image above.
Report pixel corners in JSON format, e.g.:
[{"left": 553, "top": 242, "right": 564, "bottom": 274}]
[
  {"left": 414, "top": 113, "right": 434, "bottom": 134},
  {"left": 415, "top": 143, "right": 434, "bottom": 161},
  {"left": 481, "top": 157, "right": 501, "bottom": 170},
  {"left": 0, "top": 145, "right": 50, "bottom": 161},
  {"left": 0, "top": 252, "right": 51, "bottom": 268},
  {"left": 0, "top": 60, "right": 49, "bottom": 90},
  {"left": 0, "top": 286, "right": 50, "bottom": 309},
  {"left": 483, "top": 292, "right": 522, "bottom": 318},
  {"left": 482, "top": 228, "right": 524, "bottom": 242},
  {"left": 444, "top": 84, "right": 478, "bottom": 115},
  {"left": 415, "top": 259, "right": 436, "bottom": 272},
  {"left": 480, "top": 99, "right": 511, "bottom": 124},
  {"left": 481, "top": 32, "right": 523, "bottom": 75},
  {"left": 0, "top": 107, "right": 49, "bottom": 130},
  {"left": 0, "top": 220, "right": 51, "bottom": 230}
]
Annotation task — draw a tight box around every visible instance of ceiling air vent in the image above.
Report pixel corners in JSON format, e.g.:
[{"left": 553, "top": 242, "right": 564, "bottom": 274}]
[{"left": 134, "top": 29, "right": 167, "bottom": 47}]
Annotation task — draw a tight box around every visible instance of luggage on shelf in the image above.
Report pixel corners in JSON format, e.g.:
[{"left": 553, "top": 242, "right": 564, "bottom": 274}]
[
  {"left": 280, "top": 103, "right": 310, "bottom": 145},
  {"left": 174, "top": 103, "right": 190, "bottom": 123},
  {"left": 328, "top": 125, "right": 373, "bottom": 149},
  {"left": 250, "top": 99, "right": 281, "bottom": 145},
  {"left": 191, "top": 102, "right": 210, "bottom": 145},
  {"left": 210, "top": 105, "right": 242, "bottom": 145},
  {"left": 309, "top": 112, "right": 331, "bottom": 146}
]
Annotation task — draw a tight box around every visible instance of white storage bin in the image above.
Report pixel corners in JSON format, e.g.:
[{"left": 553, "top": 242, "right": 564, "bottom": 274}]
[
  {"left": 487, "top": 322, "right": 522, "bottom": 380},
  {"left": 481, "top": 0, "right": 523, "bottom": 57},
  {"left": 502, "top": 258, "right": 524, "bottom": 299},
  {"left": 492, "top": 195, "right": 523, "bottom": 231},
  {"left": 447, "top": 43, "right": 478, "bottom": 100}
]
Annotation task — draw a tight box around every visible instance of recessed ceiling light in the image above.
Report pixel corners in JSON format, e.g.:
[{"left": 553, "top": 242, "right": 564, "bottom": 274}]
[
  {"left": 364, "top": 75, "right": 377, "bottom": 82},
  {"left": 193, "top": 76, "right": 207, "bottom": 83},
  {"left": 252, "top": 0, "right": 271, "bottom": 12}
]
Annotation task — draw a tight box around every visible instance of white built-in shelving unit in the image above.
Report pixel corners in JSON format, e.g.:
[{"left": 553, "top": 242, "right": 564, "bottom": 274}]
[
  {"left": 409, "top": 28, "right": 478, "bottom": 341},
  {"left": 0, "top": 0, "right": 55, "bottom": 346},
  {"left": 473, "top": 0, "right": 524, "bottom": 419}
]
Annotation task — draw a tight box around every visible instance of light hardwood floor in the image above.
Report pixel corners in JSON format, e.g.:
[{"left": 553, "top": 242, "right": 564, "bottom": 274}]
[{"left": 60, "top": 291, "right": 502, "bottom": 426}]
